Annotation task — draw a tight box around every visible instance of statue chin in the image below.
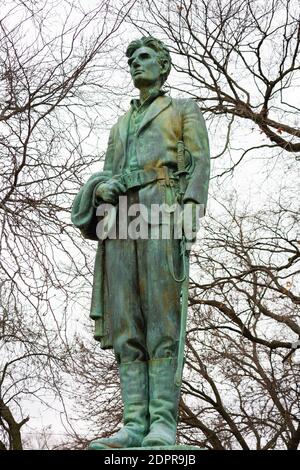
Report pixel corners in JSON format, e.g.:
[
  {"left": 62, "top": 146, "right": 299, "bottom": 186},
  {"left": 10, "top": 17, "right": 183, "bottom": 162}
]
[{"left": 133, "top": 76, "right": 160, "bottom": 89}]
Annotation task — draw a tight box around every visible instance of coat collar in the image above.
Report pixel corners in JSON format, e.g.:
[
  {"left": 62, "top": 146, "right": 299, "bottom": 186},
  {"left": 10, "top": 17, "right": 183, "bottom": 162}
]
[
  {"left": 130, "top": 88, "right": 166, "bottom": 111},
  {"left": 137, "top": 95, "right": 172, "bottom": 135},
  {"left": 118, "top": 95, "right": 172, "bottom": 149}
]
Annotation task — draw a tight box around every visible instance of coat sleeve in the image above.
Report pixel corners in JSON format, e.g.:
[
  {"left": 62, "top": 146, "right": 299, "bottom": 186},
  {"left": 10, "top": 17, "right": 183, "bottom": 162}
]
[
  {"left": 182, "top": 99, "right": 210, "bottom": 214},
  {"left": 71, "top": 124, "right": 117, "bottom": 239},
  {"left": 71, "top": 171, "right": 112, "bottom": 240}
]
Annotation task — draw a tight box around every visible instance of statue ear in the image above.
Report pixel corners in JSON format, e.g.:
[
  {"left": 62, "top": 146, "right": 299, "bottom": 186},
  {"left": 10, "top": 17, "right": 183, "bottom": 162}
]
[{"left": 160, "top": 59, "right": 169, "bottom": 75}]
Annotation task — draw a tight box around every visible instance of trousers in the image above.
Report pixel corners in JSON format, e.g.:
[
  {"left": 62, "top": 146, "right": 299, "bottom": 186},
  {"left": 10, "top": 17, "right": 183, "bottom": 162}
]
[{"left": 104, "top": 214, "right": 182, "bottom": 364}]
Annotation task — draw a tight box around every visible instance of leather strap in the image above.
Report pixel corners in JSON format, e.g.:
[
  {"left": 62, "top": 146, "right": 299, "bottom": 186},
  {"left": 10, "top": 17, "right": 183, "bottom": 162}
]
[{"left": 119, "top": 166, "right": 178, "bottom": 191}]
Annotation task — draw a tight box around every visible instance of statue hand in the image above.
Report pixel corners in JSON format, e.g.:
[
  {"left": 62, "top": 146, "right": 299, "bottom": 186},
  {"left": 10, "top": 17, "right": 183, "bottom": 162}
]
[{"left": 95, "top": 179, "right": 126, "bottom": 204}]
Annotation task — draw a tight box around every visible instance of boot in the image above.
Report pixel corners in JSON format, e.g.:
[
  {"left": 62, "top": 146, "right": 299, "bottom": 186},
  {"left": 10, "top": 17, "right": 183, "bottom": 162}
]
[
  {"left": 89, "top": 361, "right": 149, "bottom": 449},
  {"left": 142, "top": 357, "right": 181, "bottom": 447}
]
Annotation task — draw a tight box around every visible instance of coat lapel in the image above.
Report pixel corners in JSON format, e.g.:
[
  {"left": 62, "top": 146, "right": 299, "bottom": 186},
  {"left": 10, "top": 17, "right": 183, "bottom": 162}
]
[
  {"left": 137, "top": 96, "right": 172, "bottom": 135},
  {"left": 116, "top": 96, "right": 172, "bottom": 169},
  {"left": 118, "top": 108, "right": 133, "bottom": 151}
]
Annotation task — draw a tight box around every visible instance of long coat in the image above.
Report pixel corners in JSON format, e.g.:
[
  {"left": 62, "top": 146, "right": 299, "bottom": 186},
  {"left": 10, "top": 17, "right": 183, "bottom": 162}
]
[{"left": 71, "top": 96, "right": 210, "bottom": 348}]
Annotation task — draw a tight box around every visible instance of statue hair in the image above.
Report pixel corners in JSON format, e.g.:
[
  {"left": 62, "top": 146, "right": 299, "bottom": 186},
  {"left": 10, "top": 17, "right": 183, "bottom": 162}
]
[{"left": 126, "top": 36, "right": 171, "bottom": 84}]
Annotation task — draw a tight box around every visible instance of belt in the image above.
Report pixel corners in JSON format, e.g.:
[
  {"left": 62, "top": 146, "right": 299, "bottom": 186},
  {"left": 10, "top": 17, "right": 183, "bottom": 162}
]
[{"left": 118, "top": 167, "right": 178, "bottom": 191}]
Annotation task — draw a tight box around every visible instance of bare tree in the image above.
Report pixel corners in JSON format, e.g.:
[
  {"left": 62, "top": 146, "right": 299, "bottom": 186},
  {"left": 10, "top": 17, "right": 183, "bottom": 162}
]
[
  {"left": 2, "top": 0, "right": 299, "bottom": 451},
  {"left": 0, "top": 288, "right": 70, "bottom": 449},
  {"left": 0, "top": 0, "right": 136, "bottom": 449},
  {"left": 128, "top": 0, "right": 300, "bottom": 174},
  {"left": 177, "top": 183, "right": 300, "bottom": 449}
]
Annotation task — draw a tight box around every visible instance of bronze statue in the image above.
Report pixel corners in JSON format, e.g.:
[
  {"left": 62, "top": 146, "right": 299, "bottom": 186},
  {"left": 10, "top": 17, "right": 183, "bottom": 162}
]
[{"left": 72, "top": 36, "right": 210, "bottom": 449}]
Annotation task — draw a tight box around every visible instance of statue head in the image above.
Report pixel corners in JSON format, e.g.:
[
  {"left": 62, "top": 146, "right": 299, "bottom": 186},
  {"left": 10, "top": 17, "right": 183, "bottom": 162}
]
[{"left": 126, "top": 36, "right": 171, "bottom": 89}]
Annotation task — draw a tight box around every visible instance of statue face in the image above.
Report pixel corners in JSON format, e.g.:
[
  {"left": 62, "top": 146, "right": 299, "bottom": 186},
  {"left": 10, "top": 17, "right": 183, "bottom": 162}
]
[{"left": 128, "top": 46, "right": 162, "bottom": 88}]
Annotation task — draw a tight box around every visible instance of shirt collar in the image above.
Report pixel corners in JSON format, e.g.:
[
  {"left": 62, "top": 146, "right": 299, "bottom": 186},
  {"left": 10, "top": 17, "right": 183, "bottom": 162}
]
[{"left": 130, "top": 88, "right": 167, "bottom": 111}]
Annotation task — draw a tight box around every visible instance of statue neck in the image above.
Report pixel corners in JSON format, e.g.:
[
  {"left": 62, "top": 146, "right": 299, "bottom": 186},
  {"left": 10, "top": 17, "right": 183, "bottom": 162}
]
[{"left": 139, "top": 83, "right": 161, "bottom": 105}]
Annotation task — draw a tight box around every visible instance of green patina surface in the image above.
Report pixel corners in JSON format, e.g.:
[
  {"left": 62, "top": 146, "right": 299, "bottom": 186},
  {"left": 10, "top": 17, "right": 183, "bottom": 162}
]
[{"left": 71, "top": 36, "right": 210, "bottom": 450}]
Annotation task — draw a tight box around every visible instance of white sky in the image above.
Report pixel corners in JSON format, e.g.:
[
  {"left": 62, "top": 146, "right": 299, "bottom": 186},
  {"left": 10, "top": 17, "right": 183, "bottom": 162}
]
[{"left": 1, "top": 0, "right": 299, "bottom": 449}]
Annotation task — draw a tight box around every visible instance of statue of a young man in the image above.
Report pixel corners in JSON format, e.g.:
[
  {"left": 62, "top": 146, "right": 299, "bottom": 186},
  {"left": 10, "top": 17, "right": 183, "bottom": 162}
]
[{"left": 72, "top": 36, "right": 210, "bottom": 449}]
